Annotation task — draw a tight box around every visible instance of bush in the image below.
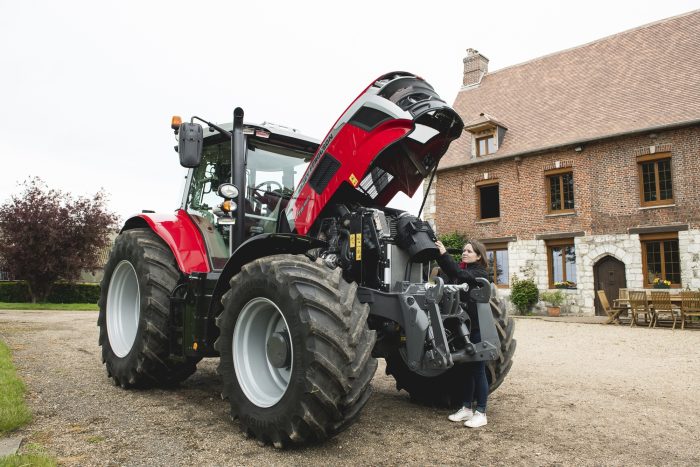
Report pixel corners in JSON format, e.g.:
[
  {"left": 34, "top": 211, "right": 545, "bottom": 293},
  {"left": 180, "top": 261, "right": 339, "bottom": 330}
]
[
  {"left": 439, "top": 232, "right": 467, "bottom": 262},
  {"left": 540, "top": 290, "right": 565, "bottom": 307},
  {"left": 510, "top": 276, "right": 539, "bottom": 314},
  {"left": 0, "top": 281, "right": 100, "bottom": 304}
]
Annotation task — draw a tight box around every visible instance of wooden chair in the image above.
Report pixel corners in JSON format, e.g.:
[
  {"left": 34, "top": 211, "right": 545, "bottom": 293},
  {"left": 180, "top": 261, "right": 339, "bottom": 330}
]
[
  {"left": 650, "top": 291, "right": 678, "bottom": 329},
  {"left": 628, "top": 291, "right": 652, "bottom": 327},
  {"left": 613, "top": 288, "right": 629, "bottom": 308},
  {"left": 680, "top": 291, "right": 700, "bottom": 330},
  {"left": 597, "top": 290, "right": 623, "bottom": 324}
]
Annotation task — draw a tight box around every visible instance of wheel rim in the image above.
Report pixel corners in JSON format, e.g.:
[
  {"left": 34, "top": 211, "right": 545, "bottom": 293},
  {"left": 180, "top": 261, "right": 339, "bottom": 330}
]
[
  {"left": 106, "top": 260, "right": 140, "bottom": 358},
  {"left": 233, "top": 297, "right": 292, "bottom": 408}
]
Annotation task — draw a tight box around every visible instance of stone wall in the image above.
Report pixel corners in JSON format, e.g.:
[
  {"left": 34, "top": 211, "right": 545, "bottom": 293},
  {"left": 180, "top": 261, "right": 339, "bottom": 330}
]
[
  {"left": 680, "top": 230, "right": 700, "bottom": 289},
  {"left": 491, "top": 229, "right": 700, "bottom": 316}
]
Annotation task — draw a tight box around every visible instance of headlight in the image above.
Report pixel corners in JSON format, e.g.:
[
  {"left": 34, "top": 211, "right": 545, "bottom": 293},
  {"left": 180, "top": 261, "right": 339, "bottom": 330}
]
[{"left": 217, "top": 183, "right": 239, "bottom": 199}]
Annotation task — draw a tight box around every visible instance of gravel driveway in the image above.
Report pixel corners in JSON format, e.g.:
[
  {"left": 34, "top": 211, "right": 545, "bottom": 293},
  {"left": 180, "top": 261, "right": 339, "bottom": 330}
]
[{"left": 1, "top": 310, "right": 699, "bottom": 466}]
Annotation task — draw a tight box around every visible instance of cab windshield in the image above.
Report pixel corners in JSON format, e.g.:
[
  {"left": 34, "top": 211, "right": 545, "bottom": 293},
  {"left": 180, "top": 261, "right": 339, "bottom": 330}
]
[{"left": 185, "top": 137, "right": 312, "bottom": 269}]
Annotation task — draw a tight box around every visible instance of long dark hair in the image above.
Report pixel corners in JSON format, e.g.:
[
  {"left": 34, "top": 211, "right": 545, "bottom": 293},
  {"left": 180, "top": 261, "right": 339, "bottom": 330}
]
[{"left": 466, "top": 240, "right": 488, "bottom": 268}]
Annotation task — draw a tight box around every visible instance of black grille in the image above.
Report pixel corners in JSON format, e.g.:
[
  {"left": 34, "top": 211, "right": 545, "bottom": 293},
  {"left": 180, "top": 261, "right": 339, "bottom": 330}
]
[
  {"left": 348, "top": 106, "right": 392, "bottom": 131},
  {"left": 308, "top": 153, "right": 341, "bottom": 194}
]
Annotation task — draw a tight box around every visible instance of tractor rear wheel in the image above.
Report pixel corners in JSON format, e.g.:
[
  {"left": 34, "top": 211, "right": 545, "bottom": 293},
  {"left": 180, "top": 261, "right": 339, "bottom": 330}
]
[
  {"left": 385, "top": 297, "right": 516, "bottom": 407},
  {"left": 97, "top": 228, "right": 198, "bottom": 388},
  {"left": 215, "top": 254, "right": 377, "bottom": 447}
]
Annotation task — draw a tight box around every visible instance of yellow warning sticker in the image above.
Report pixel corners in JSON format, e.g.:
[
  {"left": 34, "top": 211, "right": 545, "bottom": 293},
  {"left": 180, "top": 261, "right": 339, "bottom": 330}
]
[
  {"left": 349, "top": 173, "right": 359, "bottom": 187},
  {"left": 349, "top": 234, "right": 355, "bottom": 248},
  {"left": 356, "top": 233, "right": 362, "bottom": 261}
]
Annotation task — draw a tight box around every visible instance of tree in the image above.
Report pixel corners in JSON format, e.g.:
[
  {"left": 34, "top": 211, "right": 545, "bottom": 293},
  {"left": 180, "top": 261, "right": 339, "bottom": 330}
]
[{"left": 0, "top": 178, "right": 118, "bottom": 303}]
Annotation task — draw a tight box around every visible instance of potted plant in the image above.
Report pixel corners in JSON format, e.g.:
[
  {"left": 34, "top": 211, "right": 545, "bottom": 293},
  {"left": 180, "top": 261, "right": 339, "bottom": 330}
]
[
  {"left": 652, "top": 278, "right": 671, "bottom": 289},
  {"left": 540, "top": 290, "right": 565, "bottom": 317}
]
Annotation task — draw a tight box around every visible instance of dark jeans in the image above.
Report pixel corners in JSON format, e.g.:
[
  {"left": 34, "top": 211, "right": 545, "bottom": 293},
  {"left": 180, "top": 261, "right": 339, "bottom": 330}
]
[{"left": 462, "top": 329, "right": 488, "bottom": 413}]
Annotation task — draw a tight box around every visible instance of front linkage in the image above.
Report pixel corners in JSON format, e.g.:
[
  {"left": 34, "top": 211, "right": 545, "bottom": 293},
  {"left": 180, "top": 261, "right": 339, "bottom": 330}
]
[{"left": 360, "top": 276, "right": 501, "bottom": 372}]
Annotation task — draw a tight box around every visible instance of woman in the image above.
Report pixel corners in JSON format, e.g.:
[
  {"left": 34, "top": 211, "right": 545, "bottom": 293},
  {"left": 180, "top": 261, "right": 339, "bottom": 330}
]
[{"left": 434, "top": 239, "right": 490, "bottom": 428}]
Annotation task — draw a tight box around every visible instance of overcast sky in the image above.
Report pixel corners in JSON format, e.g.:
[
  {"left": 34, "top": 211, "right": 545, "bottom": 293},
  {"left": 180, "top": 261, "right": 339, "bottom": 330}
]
[{"left": 1, "top": 0, "right": 698, "bottom": 222}]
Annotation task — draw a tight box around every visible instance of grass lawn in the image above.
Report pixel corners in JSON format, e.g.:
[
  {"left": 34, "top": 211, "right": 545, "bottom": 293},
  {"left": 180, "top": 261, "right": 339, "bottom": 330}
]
[
  {"left": 0, "top": 341, "right": 56, "bottom": 466},
  {"left": 0, "top": 303, "right": 98, "bottom": 311},
  {"left": 0, "top": 340, "right": 31, "bottom": 433},
  {"left": 0, "top": 453, "right": 56, "bottom": 467}
]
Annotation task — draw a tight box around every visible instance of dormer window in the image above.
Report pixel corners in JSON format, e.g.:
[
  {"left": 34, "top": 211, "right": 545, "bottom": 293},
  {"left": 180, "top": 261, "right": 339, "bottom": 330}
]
[
  {"left": 464, "top": 113, "right": 507, "bottom": 159},
  {"left": 476, "top": 135, "right": 496, "bottom": 156}
]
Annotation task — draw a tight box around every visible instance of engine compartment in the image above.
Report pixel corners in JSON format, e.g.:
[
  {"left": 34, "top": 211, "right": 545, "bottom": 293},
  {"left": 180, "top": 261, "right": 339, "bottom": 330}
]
[{"left": 313, "top": 205, "right": 439, "bottom": 291}]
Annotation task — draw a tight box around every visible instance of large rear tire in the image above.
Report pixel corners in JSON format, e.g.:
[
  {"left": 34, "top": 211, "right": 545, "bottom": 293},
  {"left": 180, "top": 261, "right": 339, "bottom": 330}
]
[
  {"left": 384, "top": 296, "right": 515, "bottom": 407},
  {"left": 97, "top": 228, "right": 198, "bottom": 388},
  {"left": 215, "top": 254, "right": 377, "bottom": 447},
  {"left": 486, "top": 297, "right": 516, "bottom": 392}
]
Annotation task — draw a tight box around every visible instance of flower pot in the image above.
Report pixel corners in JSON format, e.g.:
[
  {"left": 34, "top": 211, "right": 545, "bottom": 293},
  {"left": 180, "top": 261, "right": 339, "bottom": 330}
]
[{"left": 546, "top": 306, "right": 561, "bottom": 317}]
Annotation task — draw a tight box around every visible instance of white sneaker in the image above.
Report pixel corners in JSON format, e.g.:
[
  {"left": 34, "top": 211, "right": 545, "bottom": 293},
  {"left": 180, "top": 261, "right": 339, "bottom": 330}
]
[
  {"left": 464, "top": 411, "right": 487, "bottom": 428},
  {"left": 448, "top": 407, "right": 473, "bottom": 422}
]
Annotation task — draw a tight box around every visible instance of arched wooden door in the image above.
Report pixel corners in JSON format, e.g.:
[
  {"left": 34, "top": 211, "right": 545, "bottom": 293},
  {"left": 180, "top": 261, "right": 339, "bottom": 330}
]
[{"left": 593, "top": 256, "right": 627, "bottom": 316}]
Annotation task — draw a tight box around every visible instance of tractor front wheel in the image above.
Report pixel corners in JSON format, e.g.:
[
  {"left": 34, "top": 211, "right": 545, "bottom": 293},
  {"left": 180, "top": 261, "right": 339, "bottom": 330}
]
[{"left": 215, "top": 254, "right": 377, "bottom": 447}]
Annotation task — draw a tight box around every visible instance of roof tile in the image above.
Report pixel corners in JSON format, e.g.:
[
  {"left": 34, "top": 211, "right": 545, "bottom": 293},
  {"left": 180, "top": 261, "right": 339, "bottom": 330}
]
[{"left": 440, "top": 10, "right": 700, "bottom": 170}]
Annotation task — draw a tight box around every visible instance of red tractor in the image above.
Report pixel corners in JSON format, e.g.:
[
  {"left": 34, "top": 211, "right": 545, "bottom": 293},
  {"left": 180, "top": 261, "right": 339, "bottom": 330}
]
[{"left": 98, "top": 72, "right": 515, "bottom": 447}]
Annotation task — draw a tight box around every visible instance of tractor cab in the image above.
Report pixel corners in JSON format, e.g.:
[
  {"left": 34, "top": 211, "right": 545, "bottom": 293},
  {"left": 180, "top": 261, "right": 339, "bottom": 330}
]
[{"left": 178, "top": 120, "right": 319, "bottom": 270}]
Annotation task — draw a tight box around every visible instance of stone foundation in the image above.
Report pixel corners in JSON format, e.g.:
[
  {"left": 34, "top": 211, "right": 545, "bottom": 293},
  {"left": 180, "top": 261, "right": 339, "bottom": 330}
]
[{"left": 497, "top": 229, "right": 700, "bottom": 316}]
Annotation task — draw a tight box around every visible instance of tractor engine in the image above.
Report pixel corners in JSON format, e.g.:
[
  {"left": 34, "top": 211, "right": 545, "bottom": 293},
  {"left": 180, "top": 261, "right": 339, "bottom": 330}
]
[{"left": 315, "top": 207, "right": 438, "bottom": 291}]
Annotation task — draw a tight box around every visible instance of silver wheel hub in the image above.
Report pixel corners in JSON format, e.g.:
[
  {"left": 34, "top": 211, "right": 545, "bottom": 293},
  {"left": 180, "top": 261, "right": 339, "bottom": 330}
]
[
  {"left": 106, "top": 260, "right": 140, "bottom": 358},
  {"left": 233, "top": 297, "right": 292, "bottom": 408}
]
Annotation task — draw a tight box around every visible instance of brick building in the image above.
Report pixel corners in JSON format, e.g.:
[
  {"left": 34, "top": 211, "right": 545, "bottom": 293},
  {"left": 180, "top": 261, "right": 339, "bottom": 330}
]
[{"left": 425, "top": 10, "right": 700, "bottom": 315}]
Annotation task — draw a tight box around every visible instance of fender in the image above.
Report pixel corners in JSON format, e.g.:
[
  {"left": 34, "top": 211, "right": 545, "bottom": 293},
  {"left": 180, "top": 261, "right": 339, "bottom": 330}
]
[
  {"left": 121, "top": 210, "right": 210, "bottom": 274},
  {"left": 208, "top": 233, "right": 327, "bottom": 318}
]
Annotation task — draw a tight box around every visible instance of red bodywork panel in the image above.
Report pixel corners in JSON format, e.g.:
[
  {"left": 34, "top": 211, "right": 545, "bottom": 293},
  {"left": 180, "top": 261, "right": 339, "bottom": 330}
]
[
  {"left": 289, "top": 119, "right": 413, "bottom": 235},
  {"left": 133, "top": 210, "right": 210, "bottom": 274}
]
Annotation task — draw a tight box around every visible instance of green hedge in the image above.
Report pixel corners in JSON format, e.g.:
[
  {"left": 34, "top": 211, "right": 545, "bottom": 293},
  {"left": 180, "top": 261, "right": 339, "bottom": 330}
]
[
  {"left": 0, "top": 282, "right": 30, "bottom": 302},
  {"left": 0, "top": 281, "right": 100, "bottom": 303}
]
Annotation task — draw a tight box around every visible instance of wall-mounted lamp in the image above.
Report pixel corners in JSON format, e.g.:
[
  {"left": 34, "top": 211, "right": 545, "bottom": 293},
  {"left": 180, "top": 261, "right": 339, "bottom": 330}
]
[{"left": 574, "top": 146, "right": 583, "bottom": 152}]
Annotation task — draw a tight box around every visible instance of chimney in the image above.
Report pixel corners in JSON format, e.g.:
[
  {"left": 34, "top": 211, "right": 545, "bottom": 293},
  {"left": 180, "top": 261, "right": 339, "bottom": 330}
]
[{"left": 463, "top": 48, "right": 489, "bottom": 86}]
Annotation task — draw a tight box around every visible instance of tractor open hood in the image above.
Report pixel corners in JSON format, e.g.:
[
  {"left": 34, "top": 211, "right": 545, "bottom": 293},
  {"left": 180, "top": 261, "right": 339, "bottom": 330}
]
[{"left": 286, "top": 72, "right": 464, "bottom": 235}]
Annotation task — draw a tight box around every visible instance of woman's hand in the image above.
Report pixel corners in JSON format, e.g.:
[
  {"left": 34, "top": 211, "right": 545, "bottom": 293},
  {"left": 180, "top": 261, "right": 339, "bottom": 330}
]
[{"left": 435, "top": 240, "right": 447, "bottom": 255}]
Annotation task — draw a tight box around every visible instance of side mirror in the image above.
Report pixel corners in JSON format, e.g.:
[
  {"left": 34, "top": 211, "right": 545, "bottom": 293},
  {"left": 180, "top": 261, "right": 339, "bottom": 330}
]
[{"left": 178, "top": 122, "right": 204, "bottom": 168}]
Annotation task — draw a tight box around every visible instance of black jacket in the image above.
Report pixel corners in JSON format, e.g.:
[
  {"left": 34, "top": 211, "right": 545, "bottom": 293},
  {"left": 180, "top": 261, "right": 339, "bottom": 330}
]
[{"left": 436, "top": 253, "right": 490, "bottom": 331}]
